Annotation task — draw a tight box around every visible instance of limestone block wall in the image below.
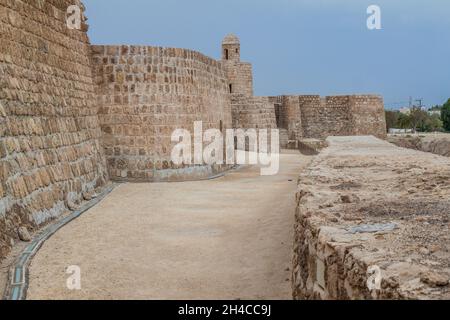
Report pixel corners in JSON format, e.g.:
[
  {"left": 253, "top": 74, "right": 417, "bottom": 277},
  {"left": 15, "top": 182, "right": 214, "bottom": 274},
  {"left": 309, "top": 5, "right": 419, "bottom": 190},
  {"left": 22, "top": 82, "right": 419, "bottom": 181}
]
[
  {"left": 231, "top": 95, "right": 277, "bottom": 130},
  {"left": 298, "top": 95, "right": 322, "bottom": 138},
  {"left": 222, "top": 44, "right": 240, "bottom": 63},
  {"left": 350, "top": 95, "right": 387, "bottom": 139},
  {"left": 231, "top": 95, "right": 277, "bottom": 151},
  {"left": 280, "top": 96, "right": 303, "bottom": 142},
  {"left": 224, "top": 62, "right": 253, "bottom": 97},
  {"left": 0, "top": 0, "right": 108, "bottom": 261},
  {"left": 298, "top": 95, "right": 386, "bottom": 140},
  {"left": 91, "top": 45, "right": 232, "bottom": 182},
  {"left": 300, "top": 96, "right": 353, "bottom": 139}
]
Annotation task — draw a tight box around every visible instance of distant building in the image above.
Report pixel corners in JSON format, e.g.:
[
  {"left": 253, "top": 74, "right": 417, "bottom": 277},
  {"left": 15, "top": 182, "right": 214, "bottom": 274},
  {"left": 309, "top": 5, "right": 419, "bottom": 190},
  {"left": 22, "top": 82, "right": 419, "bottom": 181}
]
[
  {"left": 389, "top": 128, "right": 413, "bottom": 134},
  {"left": 399, "top": 107, "right": 411, "bottom": 115},
  {"left": 428, "top": 110, "right": 441, "bottom": 117}
]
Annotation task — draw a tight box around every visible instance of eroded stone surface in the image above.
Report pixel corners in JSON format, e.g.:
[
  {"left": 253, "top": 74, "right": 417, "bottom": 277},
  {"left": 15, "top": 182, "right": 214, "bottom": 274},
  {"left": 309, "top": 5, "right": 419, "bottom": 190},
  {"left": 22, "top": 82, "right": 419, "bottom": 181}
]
[
  {"left": 92, "top": 45, "right": 233, "bottom": 181},
  {"left": 292, "top": 136, "right": 450, "bottom": 300},
  {"left": 0, "top": 0, "right": 109, "bottom": 262},
  {"left": 389, "top": 134, "right": 450, "bottom": 158}
]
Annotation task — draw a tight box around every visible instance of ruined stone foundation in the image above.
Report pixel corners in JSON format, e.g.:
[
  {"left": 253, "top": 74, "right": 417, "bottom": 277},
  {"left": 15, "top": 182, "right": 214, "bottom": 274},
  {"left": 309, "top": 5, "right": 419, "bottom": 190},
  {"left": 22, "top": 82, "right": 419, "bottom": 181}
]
[{"left": 292, "top": 137, "right": 450, "bottom": 300}]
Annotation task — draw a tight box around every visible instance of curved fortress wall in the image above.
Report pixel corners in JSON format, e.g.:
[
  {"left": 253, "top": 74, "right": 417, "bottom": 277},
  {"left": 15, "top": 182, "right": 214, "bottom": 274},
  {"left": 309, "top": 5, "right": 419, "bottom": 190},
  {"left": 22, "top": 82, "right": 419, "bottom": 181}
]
[
  {"left": 0, "top": 0, "right": 108, "bottom": 259},
  {"left": 91, "top": 45, "right": 232, "bottom": 182}
]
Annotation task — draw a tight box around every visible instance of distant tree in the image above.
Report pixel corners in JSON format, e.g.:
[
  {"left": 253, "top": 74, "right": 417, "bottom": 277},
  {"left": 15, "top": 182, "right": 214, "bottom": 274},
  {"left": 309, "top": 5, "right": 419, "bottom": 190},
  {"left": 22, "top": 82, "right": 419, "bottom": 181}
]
[
  {"left": 385, "top": 110, "right": 400, "bottom": 132},
  {"left": 429, "top": 114, "right": 444, "bottom": 132},
  {"left": 385, "top": 105, "right": 444, "bottom": 133},
  {"left": 421, "top": 114, "right": 443, "bottom": 132},
  {"left": 398, "top": 113, "right": 412, "bottom": 129},
  {"left": 409, "top": 107, "right": 428, "bottom": 133},
  {"left": 430, "top": 105, "right": 442, "bottom": 111},
  {"left": 442, "top": 99, "right": 450, "bottom": 132}
]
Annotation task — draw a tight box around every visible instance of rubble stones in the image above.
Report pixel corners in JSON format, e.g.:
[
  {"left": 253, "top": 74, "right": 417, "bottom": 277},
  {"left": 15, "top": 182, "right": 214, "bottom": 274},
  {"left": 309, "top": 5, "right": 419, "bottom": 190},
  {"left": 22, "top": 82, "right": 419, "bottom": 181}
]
[
  {"left": 18, "top": 226, "right": 31, "bottom": 242},
  {"left": 420, "top": 272, "right": 449, "bottom": 287}
]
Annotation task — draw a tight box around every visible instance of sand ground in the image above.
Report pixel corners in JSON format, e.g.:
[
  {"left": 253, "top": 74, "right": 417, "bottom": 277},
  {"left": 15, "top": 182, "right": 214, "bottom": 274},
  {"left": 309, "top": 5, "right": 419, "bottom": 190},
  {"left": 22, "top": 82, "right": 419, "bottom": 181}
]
[{"left": 26, "top": 151, "right": 311, "bottom": 300}]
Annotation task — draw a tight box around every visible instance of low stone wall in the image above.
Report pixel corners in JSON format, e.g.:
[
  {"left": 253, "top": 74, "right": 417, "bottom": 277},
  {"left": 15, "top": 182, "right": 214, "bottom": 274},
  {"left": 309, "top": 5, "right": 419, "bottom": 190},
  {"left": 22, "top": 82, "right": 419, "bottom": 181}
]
[
  {"left": 298, "top": 139, "right": 328, "bottom": 155},
  {"left": 292, "top": 136, "right": 450, "bottom": 300},
  {"left": 388, "top": 135, "right": 450, "bottom": 158}
]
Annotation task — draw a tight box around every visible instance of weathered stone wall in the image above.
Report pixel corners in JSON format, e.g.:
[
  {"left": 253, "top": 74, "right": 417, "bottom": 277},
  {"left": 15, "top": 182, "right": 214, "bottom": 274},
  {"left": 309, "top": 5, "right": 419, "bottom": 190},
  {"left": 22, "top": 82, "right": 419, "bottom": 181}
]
[
  {"left": 225, "top": 62, "right": 254, "bottom": 97},
  {"left": 234, "top": 92, "right": 386, "bottom": 146},
  {"left": 297, "top": 95, "right": 322, "bottom": 138},
  {"left": 350, "top": 95, "right": 387, "bottom": 139},
  {"left": 91, "top": 45, "right": 232, "bottom": 182},
  {"left": 293, "top": 136, "right": 450, "bottom": 300},
  {"left": 0, "top": 0, "right": 108, "bottom": 261},
  {"left": 266, "top": 95, "right": 386, "bottom": 146},
  {"left": 281, "top": 95, "right": 303, "bottom": 142},
  {"left": 221, "top": 35, "right": 386, "bottom": 142},
  {"left": 231, "top": 95, "right": 277, "bottom": 130},
  {"left": 300, "top": 95, "right": 353, "bottom": 139}
]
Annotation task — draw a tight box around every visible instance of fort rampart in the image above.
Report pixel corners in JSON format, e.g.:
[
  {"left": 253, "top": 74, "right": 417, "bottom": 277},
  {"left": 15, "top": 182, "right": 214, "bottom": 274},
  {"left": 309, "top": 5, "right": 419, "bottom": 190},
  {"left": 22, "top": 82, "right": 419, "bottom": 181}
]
[
  {"left": 91, "top": 45, "right": 232, "bottom": 182},
  {"left": 0, "top": 0, "right": 388, "bottom": 263}
]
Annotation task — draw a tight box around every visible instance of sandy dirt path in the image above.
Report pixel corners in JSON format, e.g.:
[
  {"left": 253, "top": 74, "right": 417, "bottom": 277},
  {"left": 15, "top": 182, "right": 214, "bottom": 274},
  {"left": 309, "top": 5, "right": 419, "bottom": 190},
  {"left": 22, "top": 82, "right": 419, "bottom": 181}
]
[{"left": 27, "top": 152, "right": 310, "bottom": 300}]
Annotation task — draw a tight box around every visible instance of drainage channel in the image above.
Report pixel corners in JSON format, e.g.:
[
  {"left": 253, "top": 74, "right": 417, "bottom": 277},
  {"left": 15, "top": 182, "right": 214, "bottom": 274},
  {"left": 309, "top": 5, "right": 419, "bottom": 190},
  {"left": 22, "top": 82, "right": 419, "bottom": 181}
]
[{"left": 2, "top": 184, "right": 117, "bottom": 301}]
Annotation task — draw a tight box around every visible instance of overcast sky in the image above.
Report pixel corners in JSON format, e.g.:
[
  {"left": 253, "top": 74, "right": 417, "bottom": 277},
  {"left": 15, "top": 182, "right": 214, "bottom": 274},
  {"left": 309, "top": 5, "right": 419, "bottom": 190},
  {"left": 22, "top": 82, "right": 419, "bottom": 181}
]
[{"left": 84, "top": 0, "right": 450, "bottom": 108}]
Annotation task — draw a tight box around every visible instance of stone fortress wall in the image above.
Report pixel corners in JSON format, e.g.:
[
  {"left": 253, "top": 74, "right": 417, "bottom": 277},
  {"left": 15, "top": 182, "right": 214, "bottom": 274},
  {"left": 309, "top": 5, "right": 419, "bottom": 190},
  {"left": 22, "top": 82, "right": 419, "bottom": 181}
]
[
  {"left": 0, "top": 0, "right": 387, "bottom": 263},
  {"left": 222, "top": 34, "right": 277, "bottom": 149},
  {"left": 268, "top": 94, "right": 387, "bottom": 147},
  {"left": 222, "top": 35, "right": 387, "bottom": 148},
  {"left": 91, "top": 45, "right": 232, "bottom": 182},
  {"left": 222, "top": 34, "right": 253, "bottom": 98},
  {"left": 0, "top": 0, "right": 108, "bottom": 260},
  {"left": 231, "top": 95, "right": 277, "bottom": 130}
]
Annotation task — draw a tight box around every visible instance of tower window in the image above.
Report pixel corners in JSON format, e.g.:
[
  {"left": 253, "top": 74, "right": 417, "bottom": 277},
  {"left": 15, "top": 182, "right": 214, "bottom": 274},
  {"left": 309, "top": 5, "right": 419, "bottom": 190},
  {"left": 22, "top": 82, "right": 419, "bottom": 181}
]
[
  {"left": 229, "top": 84, "right": 233, "bottom": 93},
  {"left": 225, "top": 49, "right": 229, "bottom": 60}
]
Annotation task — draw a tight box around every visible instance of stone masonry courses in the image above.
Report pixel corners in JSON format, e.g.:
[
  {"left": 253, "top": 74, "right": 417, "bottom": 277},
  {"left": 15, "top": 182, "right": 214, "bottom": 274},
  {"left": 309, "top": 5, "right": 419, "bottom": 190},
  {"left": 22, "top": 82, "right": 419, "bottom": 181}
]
[{"left": 1, "top": 0, "right": 388, "bottom": 285}]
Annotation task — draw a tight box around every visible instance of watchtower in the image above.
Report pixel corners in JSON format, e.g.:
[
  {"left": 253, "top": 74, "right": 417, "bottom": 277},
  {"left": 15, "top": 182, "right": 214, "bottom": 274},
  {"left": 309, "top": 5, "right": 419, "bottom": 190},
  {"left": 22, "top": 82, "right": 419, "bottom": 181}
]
[{"left": 222, "top": 34, "right": 240, "bottom": 62}]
